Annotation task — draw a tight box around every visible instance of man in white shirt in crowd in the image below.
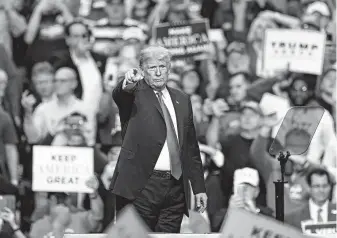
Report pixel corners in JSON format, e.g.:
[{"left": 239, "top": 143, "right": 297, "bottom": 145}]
[
  {"left": 51, "top": 20, "right": 104, "bottom": 116},
  {"left": 285, "top": 168, "right": 336, "bottom": 230},
  {"left": 21, "top": 62, "right": 56, "bottom": 138},
  {"left": 23, "top": 67, "right": 95, "bottom": 146},
  {"left": 67, "top": 21, "right": 103, "bottom": 115}
]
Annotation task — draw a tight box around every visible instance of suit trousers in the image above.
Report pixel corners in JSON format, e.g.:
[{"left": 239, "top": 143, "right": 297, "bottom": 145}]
[{"left": 116, "top": 170, "right": 185, "bottom": 233}]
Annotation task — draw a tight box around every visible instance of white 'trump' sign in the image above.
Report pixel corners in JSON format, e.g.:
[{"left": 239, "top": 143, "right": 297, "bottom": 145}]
[{"left": 263, "top": 29, "right": 326, "bottom": 75}]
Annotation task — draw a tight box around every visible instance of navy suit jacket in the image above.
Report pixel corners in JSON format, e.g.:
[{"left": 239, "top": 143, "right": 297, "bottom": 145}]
[{"left": 109, "top": 79, "right": 206, "bottom": 215}]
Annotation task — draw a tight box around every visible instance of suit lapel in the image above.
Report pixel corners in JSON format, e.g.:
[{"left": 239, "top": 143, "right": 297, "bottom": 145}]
[
  {"left": 139, "top": 80, "right": 164, "bottom": 119},
  {"left": 139, "top": 81, "right": 184, "bottom": 147},
  {"left": 328, "top": 203, "right": 337, "bottom": 221},
  {"left": 302, "top": 203, "right": 311, "bottom": 221},
  {"left": 167, "top": 88, "right": 184, "bottom": 148},
  {"left": 305, "top": 202, "right": 337, "bottom": 222}
]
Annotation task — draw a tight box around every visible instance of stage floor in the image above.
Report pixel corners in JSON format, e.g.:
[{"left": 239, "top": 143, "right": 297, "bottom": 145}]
[{"left": 64, "top": 233, "right": 221, "bottom": 238}]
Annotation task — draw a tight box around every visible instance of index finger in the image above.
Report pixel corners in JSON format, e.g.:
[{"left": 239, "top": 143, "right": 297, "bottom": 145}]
[
  {"left": 125, "top": 71, "right": 134, "bottom": 81},
  {"left": 202, "top": 199, "right": 207, "bottom": 211},
  {"left": 22, "top": 90, "right": 29, "bottom": 97},
  {"left": 199, "top": 202, "right": 206, "bottom": 213}
]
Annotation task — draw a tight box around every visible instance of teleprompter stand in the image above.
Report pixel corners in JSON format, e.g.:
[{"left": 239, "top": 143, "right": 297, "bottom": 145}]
[
  {"left": 269, "top": 107, "right": 325, "bottom": 222},
  {"left": 274, "top": 151, "right": 290, "bottom": 222}
]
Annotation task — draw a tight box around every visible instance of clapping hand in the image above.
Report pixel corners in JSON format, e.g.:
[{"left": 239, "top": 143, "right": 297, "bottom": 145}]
[
  {"left": 229, "top": 195, "right": 258, "bottom": 213},
  {"left": 101, "top": 161, "right": 116, "bottom": 189},
  {"left": 53, "top": 120, "right": 66, "bottom": 136},
  {"left": 21, "top": 90, "right": 36, "bottom": 114},
  {"left": 0, "top": 207, "right": 16, "bottom": 226},
  {"left": 229, "top": 195, "right": 246, "bottom": 209},
  {"left": 85, "top": 176, "right": 99, "bottom": 191},
  {"left": 211, "top": 99, "right": 229, "bottom": 118}
]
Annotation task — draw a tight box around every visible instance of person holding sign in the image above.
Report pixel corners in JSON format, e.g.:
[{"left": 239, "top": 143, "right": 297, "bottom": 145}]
[
  {"left": 212, "top": 167, "right": 273, "bottom": 231},
  {"left": 285, "top": 168, "right": 336, "bottom": 230},
  {"left": 110, "top": 45, "right": 207, "bottom": 233},
  {"left": 29, "top": 176, "right": 103, "bottom": 238}
]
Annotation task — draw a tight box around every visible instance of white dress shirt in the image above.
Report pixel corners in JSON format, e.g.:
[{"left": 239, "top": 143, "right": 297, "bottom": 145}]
[
  {"left": 70, "top": 51, "right": 103, "bottom": 115},
  {"left": 154, "top": 88, "right": 179, "bottom": 171},
  {"left": 309, "top": 199, "right": 329, "bottom": 223}
]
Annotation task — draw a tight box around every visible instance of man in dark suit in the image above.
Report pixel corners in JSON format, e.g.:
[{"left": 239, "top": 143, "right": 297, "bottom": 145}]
[
  {"left": 110, "top": 46, "right": 207, "bottom": 233},
  {"left": 285, "top": 168, "right": 337, "bottom": 230}
]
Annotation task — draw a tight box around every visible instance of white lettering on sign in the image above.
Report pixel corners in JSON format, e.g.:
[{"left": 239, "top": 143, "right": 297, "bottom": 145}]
[
  {"left": 271, "top": 41, "right": 319, "bottom": 56},
  {"left": 314, "top": 228, "right": 336, "bottom": 235},
  {"left": 39, "top": 163, "right": 90, "bottom": 174},
  {"left": 46, "top": 176, "right": 79, "bottom": 185},
  {"left": 263, "top": 29, "right": 326, "bottom": 75},
  {"left": 168, "top": 26, "right": 192, "bottom": 35},
  {"left": 250, "top": 226, "right": 292, "bottom": 238},
  {"left": 186, "top": 44, "right": 210, "bottom": 54},
  {"left": 169, "top": 47, "right": 186, "bottom": 55},
  {"left": 51, "top": 154, "right": 77, "bottom": 162},
  {"left": 156, "top": 33, "right": 209, "bottom": 48}
]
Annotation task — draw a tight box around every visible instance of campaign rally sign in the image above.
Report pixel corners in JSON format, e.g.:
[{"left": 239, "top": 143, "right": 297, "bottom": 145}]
[
  {"left": 263, "top": 29, "right": 326, "bottom": 75},
  {"left": 104, "top": 205, "right": 150, "bottom": 238},
  {"left": 153, "top": 19, "right": 211, "bottom": 58},
  {"left": 302, "top": 220, "right": 337, "bottom": 236},
  {"left": 32, "top": 146, "right": 94, "bottom": 193},
  {"left": 220, "top": 207, "right": 307, "bottom": 238}
]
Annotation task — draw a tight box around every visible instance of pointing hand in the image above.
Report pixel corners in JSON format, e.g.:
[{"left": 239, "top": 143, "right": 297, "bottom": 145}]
[{"left": 125, "top": 68, "right": 143, "bottom": 85}]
